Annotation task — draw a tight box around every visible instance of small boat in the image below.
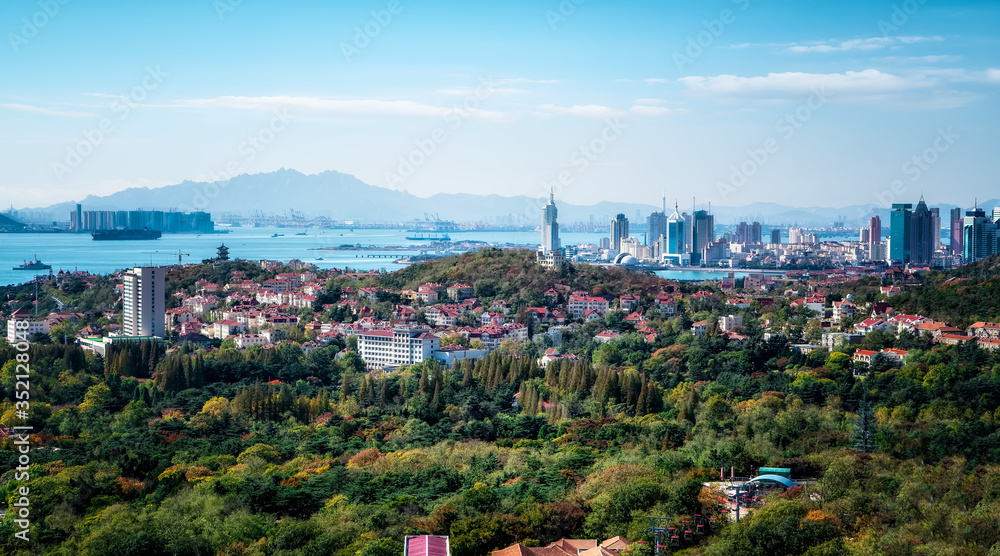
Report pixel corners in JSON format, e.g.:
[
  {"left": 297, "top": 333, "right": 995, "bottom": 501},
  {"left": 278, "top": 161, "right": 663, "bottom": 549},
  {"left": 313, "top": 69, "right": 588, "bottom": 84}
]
[
  {"left": 316, "top": 257, "right": 324, "bottom": 261},
  {"left": 13, "top": 255, "right": 51, "bottom": 270},
  {"left": 271, "top": 233, "right": 284, "bottom": 237}
]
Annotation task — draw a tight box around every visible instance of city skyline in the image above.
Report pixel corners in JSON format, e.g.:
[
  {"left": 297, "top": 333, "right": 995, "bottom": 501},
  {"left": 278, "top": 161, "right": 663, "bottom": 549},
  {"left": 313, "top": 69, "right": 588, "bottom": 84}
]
[{"left": 2, "top": 0, "right": 999, "bottom": 210}]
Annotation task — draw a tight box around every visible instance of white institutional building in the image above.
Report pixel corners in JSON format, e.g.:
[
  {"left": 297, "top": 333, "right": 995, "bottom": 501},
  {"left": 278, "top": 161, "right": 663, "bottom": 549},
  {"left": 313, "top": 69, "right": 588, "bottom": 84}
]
[
  {"left": 122, "top": 266, "right": 165, "bottom": 338},
  {"left": 537, "top": 190, "right": 565, "bottom": 268},
  {"left": 356, "top": 326, "right": 441, "bottom": 370}
]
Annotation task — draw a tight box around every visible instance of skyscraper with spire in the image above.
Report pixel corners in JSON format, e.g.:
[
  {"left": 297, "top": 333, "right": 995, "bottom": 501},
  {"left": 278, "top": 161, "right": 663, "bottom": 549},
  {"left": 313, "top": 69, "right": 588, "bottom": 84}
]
[
  {"left": 540, "top": 189, "right": 560, "bottom": 253},
  {"left": 665, "top": 201, "right": 686, "bottom": 261},
  {"left": 537, "top": 190, "right": 565, "bottom": 268},
  {"left": 910, "top": 197, "right": 934, "bottom": 265}
]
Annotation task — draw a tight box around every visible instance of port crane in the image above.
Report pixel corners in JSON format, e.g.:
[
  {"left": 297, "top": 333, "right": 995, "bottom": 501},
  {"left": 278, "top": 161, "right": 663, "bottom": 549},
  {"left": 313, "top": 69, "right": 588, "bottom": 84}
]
[{"left": 141, "top": 250, "right": 191, "bottom": 265}]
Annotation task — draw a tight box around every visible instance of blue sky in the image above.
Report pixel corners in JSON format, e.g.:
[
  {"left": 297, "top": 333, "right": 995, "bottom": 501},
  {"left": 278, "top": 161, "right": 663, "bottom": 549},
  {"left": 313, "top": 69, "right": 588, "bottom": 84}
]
[{"left": 2, "top": 0, "right": 998, "bottom": 211}]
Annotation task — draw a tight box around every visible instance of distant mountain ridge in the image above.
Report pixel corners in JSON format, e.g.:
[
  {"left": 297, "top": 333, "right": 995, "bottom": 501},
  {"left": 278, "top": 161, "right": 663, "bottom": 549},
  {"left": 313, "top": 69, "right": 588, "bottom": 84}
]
[{"left": 26, "top": 169, "right": 1000, "bottom": 227}]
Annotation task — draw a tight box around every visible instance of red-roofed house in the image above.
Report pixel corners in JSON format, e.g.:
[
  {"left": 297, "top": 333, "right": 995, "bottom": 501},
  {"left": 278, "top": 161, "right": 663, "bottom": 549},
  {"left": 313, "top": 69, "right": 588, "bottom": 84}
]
[
  {"left": 594, "top": 330, "right": 620, "bottom": 344},
  {"left": 619, "top": 294, "right": 639, "bottom": 311},
  {"left": 855, "top": 318, "right": 888, "bottom": 335},
  {"left": 568, "top": 295, "right": 609, "bottom": 319},
  {"left": 968, "top": 322, "right": 1000, "bottom": 340},
  {"left": 210, "top": 320, "right": 244, "bottom": 339},
  {"left": 446, "top": 284, "right": 473, "bottom": 301},
  {"left": 655, "top": 295, "right": 677, "bottom": 316}
]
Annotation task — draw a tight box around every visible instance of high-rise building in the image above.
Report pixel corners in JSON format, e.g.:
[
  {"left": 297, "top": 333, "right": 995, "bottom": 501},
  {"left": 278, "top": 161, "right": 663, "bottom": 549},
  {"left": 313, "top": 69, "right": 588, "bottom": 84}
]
[
  {"left": 647, "top": 211, "right": 667, "bottom": 246},
  {"left": 910, "top": 198, "right": 934, "bottom": 265},
  {"left": 869, "top": 215, "right": 881, "bottom": 246},
  {"left": 750, "top": 222, "right": 762, "bottom": 243},
  {"left": 537, "top": 191, "right": 565, "bottom": 268},
  {"left": 930, "top": 207, "right": 941, "bottom": 251},
  {"left": 889, "top": 204, "right": 912, "bottom": 263},
  {"left": 610, "top": 214, "right": 629, "bottom": 252},
  {"left": 993, "top": 206, "right": 1000, "bottom": 224},
  {"left": 122, "top": 266, "right": 165, "bottom": 338},
  {"left": 859, "top": 228, "right": 870, "bottom": 243},
  {"left": 690, "top": 210, "right": 714, "bottom": 264},
  {"left": 789, "top": 227, "right": 803, "bottom": 244},
  {"left": 540, "top": 190, "right": 560, "bottom": 253},
  {"left": 665, "top": 203, "right": 685, "bottom": 255},
  {"left": 735, "top": 222, "right": 749, "bottom": 243},
  {"left": 964, "top": 205, "right": 999, "bottom": 263},
  {"left": 770, "top": 229, "right": 781, "bottom": 244},
  {"left": 950, "top": 207, "right": 964, "bottom": 256},
  {"left": 71, "top": 203, "right": 82, "bottom": 232}
]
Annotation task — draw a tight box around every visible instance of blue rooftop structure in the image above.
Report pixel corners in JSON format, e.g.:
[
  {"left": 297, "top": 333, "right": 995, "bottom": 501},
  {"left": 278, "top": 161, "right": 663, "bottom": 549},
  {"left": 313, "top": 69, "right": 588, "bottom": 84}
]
[{"left": 745, "top": 474, "right": 796, "bottom": 488}]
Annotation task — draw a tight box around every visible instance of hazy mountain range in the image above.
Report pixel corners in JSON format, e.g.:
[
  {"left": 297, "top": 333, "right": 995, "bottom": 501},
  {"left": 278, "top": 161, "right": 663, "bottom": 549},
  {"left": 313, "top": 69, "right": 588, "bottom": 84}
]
[{"left": 25, "top": 169, "right": 1000, "bottom": 227}]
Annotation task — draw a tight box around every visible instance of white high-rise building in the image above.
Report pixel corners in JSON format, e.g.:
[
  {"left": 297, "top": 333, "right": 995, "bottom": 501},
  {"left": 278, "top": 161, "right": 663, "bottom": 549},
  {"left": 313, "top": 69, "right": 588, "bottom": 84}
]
[
  {"left": 541, "top": 189, "right": 560, "bottom": 253},
  {"left": 123, "top": 266, "right": 165, "bottom": 337},
  {"left": 537, "top": 190, "right": 565, "bottom": 268},
  {"left": 610, "top": 213, "right": 629, "bottom": 252}
]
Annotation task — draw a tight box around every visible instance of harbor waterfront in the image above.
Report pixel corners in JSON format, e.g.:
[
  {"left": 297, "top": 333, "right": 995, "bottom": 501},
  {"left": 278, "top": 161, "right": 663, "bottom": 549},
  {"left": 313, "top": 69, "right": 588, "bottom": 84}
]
[{"left": 0, "top": 227, "right": 806, "bottom": 286}]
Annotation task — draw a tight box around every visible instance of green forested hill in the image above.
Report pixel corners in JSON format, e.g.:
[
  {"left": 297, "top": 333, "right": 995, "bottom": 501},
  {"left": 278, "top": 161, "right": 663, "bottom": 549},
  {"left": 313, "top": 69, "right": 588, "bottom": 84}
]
[
  {"left": 889, "top": 254, "right": 1000, "bottom": 328},
  {"left": 1, "top": 255, "right": 1000, "bottom": 555}
]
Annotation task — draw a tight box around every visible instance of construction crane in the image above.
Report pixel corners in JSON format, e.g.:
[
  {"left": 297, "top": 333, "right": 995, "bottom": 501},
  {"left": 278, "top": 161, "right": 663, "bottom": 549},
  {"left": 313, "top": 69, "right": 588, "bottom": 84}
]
[{"left": 142, "top": 250, "right": 191, "bottom": 265}]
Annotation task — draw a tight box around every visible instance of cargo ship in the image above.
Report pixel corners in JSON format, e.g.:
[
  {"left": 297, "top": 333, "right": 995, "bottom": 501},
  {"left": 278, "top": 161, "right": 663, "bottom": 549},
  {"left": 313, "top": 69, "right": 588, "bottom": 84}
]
[
  {"left": 91, "top": 228, "right": 162, "bottom": 240},
  {"left": 13, "top": 255, "right": 51, "bottom": 270},
  {"left": 405, "top": 232, "right": 451, "bottom": 241}
]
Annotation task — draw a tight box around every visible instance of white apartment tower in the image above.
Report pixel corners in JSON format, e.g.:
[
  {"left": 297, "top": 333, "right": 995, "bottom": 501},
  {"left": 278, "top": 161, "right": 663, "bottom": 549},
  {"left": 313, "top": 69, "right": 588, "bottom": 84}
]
[
  {"left": 537, "top": 190, "right": 565, "bottom": 268},
  {"left": 541, "top": 189, "right": 561, "bottom": 253},
  {"left": 123, "top": 266, "right": 165, "bottom": 337}
]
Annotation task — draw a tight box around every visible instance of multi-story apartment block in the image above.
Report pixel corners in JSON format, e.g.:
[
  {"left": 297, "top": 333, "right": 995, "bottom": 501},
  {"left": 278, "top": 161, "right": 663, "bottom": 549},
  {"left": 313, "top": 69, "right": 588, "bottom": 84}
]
[
  {"left": 123, "top": 266, "right": 165, "bottom": 337},
  {"left": 6, "top": 308, "right": 50, "bottom": 343},
  {"left": 357, "top": 326, "right": 441, "bottom": 370},
  {"left": 567, "top": 294, "right": 609, "bottom": 319}
]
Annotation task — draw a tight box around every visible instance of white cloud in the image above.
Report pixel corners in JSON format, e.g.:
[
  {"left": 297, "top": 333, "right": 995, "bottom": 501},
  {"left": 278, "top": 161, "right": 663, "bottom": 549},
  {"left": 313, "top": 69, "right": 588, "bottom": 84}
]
[
  {"left": 535, "top": 104, "right": 625, "bottom": 118},
  {"left": 678, "top": 69, "right": 935, "bottom": 98},
  {"left": 950, "top": 68, "right": 1000, "bottom": 84},
  {"left": 171, "top": 95, "right": 506, "bottom": 121},
  {"left": 677, "top": 67, "right": 999, "bottom": 108},
  {"left": 535, "top": 102, "right": 687, "bottom": 118},
  {"left": 0, "top": 103, "right": 97, "bottom": 117},
  {"left": 434, "top": 87, "right": 526, "bottom": 96},
  {"left": 629, "top": 105, "right": 688, "bottom": 116},
  {"left": 786, "top": 35, "right": 943, "bottom": 53},
  {"left": 876, "top": 55, "right": 963, "bottom": 63},
  {"left": 495, "top": 77, "right": 560, "bottom": 85}
]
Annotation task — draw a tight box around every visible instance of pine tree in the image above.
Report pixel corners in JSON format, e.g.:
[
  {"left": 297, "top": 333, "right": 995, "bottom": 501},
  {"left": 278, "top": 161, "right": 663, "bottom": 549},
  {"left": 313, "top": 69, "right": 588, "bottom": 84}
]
[
  {"left": 419, "top": 366, "right": 430, "bottom": 396},
  {"left": 853, "top": 394, "right": 878, "bottom": 453},
  {"left": 462, "top": 363, "right": 473, "bottom": 389}
]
